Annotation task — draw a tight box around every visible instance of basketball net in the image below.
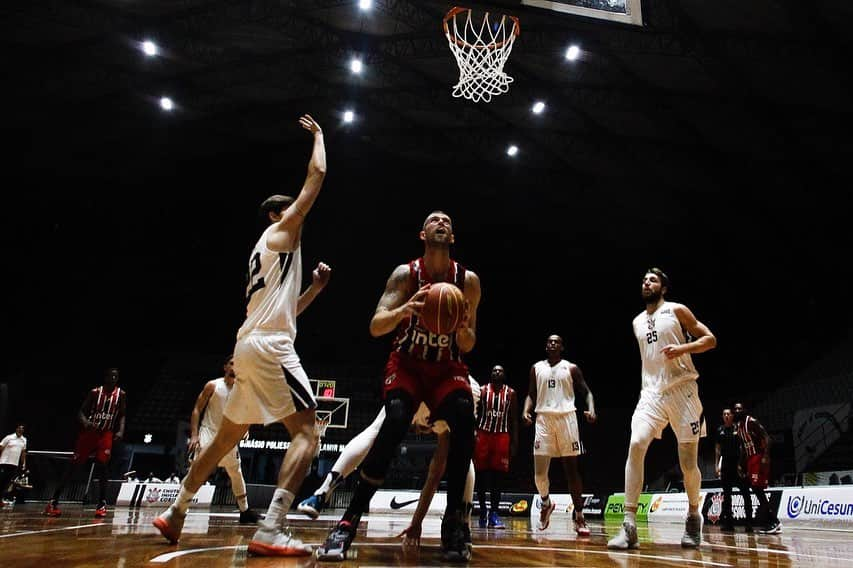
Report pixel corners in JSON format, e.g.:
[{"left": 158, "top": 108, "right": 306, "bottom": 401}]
[{"left": 443, "top": 7, "right": 520, "bottom": 103}]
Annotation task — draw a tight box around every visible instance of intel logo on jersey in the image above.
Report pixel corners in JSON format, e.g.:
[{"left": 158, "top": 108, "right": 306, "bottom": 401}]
[
  {"left": 786, "top": 495, "right": 853, "bottom": 519},
  {"left": 412, "top": 329, "right": 451, "bottom": 348}
]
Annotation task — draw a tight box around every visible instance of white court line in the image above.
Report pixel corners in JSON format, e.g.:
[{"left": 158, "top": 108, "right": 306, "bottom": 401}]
[
  {"left": 150, "top": 545, "right": 241, "bottom": 563},
  {"left": 0, "top": 522, "right": 104, "bottom": 539},
  {"left": 150, "top": 542, "right": 732, "bottom": 567},
  {"left": 706, "top": 542, "right": 853, "bottom": 563}
]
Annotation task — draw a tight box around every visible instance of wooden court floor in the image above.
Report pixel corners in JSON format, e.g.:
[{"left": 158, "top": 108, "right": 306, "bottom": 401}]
[{"left": 1, "top": 503, "right": 852, "bottom": 567}]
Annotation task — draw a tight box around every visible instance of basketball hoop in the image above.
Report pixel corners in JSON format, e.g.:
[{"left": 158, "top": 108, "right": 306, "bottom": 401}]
[
  {"left": 315, "top": 413, "right": 331, "bottom": 439},
  {"left": 443, "top": 6, "right": 521, "bottom": 103}
]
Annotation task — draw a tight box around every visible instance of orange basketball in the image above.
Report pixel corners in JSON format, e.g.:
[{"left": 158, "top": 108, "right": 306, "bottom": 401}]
[{"left": 420, "top": 282, "right": 465, "bottom": 335}]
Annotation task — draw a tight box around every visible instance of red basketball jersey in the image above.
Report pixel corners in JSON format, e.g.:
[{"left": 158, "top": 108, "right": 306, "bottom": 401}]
[
  {"left": 477, "top": 383, "right": 514, "bottom": 433},
  {"left": 393, "top": 257, "right": 466, "bottom": 363},
  {"left": 737, "top": 415, "right": 762, "bottom": 457},
  {"left": 87, "top": 386, "right": 123, "bottom": 432}
]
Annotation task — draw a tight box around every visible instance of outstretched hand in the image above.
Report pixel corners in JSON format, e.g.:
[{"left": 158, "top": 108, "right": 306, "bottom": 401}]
[
  {"left": 299, "top": 114, "right": 322, "bottom": 135},
  {"left": 396, "top": 523, "right": 422, "bottom": 548}
]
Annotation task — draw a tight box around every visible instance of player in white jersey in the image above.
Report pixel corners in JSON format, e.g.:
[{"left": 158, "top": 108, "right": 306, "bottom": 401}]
[
  {"left": 187, "top": 356, "right": 266, "bottom": 524},
  {"left": 0, "top": 424, "right": 27, "bottom": 505},
  {"left": 608, "top": 268, "right": 716, "bottom": 551},
  {"left": 523, "top": 335, "right": 596, "bottom": 535},
  {"left": 299, "top": 377, "right": 481, "bottom": 549},
  {"left": 154, "top": 113, "right": 329, "bottom": 558}
]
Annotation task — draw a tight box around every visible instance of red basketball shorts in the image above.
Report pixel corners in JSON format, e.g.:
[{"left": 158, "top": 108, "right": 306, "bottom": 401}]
[
  {"left": 383, "top": 351, "right": 470, "bottom": 411},
  {"left": 474, "top": 430, "right": 510, "bottom": 472},
  {"left": 73, "top": 429, "right": 114, "bottom": 464},
  {"left": 746, "top": 453, "right": 769, "bottom": 488}
]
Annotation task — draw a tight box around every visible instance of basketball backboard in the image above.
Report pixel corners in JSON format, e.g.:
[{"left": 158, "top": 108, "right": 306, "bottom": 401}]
[{"left": 483, "top": 0, "right": 643, "bottom": 26}]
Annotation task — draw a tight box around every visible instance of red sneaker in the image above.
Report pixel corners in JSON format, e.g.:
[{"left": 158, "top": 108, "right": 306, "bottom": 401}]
[
  {"left": 44, "top": 502, "right": 61, "bottom": 517},
  {"left": 95, "top": 504, "right": 108, "bottom": 518}
]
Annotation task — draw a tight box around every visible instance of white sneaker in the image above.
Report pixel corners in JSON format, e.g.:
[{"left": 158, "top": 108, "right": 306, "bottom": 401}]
[
  {"left": 607, "top": 521, "right": 639, "bottom": 549},
  {"left": 152, "top": 506, "right": 186, "bottom": 544},
  {"left": 248, "top": 525, "right": 312, "bottom": 557}
]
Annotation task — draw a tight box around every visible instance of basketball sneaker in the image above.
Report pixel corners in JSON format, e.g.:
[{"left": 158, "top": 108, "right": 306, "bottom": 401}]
[
  {"left": 760, "top": 520, "right": 782, "bottom": 534},
  {"left": 94, "top": 502, "right": 108, "bottom": 518},
  {"left": 574, "top": 512, "right": 591, "bottom": 537},
  {"left": 248, "top": 524, "right": 312, "bottom": 557},
  {"left": 681, "top": 513, "right": 702, "bottom": 548},
  {"left": 44, "top": 501, "right": 61, "bottom": 517},
  {"left": 607, "top": 521, "right": 639, "bottom": 549},
  {"left": 441, "top": 510, "right": 472, "bottom": 562},
  {"left": 239, "top": 508, "right": 261, "bottom": 524},
  {"left": 487, "top": 510, "right": 506, "bottom": 529},
  {"left": 537, "top": 498, "right": 556, "bottom": 530},
  {"left": 152, "top": 505, "right": 186, "bottom": 544},
  {"left": 316, "top": 519, "right": 358, "bottom": 561},
  {"left": 297, "top": 492, "right": 327, "bottom": 520}
]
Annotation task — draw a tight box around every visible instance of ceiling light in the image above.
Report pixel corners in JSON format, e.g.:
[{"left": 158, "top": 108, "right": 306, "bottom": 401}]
[
  {"left": 507, "top": 145, "right": 519, "bottom": 157},
  {"left": 565, "top": 45, "right": 581, "bottom": 61},
  {"left": 159, "top": 97, "right": 174, "bottom": 111},
  {"left": 350, "top": 59, "right": 363, "bottom": 74},
  {"left": 343, "top": 110, "right": 355, "bottom": 123},
  {"left": 532, "top": 101, "right": 546, "bottom": 114},
  {"left": 359, "top": 0, "right": 372, "bottom": 10},
  {"left": 142, "top": 40, "right": 158, "bottom": 57}
]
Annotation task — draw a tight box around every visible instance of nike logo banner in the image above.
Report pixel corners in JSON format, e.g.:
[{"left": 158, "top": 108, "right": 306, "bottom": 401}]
[{"left": 390, "top": 496, "right": 420, "bottom": 509}]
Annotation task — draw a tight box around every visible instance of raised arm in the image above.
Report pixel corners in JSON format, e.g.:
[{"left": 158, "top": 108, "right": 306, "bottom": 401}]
[
  {"left": 370, "top": 264, "right": 428, "bottom": 337},
  {"left": 296, "top": 261, "right": 331, "bottom": 316},
  {"left": 662, "top": 303, "right": 717, "bottom": 360},
  {"left": 267, "top": 114, "right": 327, "bottom": 252},
  {"left": 570, "top": 364, "right": 596, "bottom": 424},
  {"left": 189, "top": 381, "right": 216, "bottom": 455},
  {"left": 455, "top": 270, "right": 481, "bottom": 354},
  {"left": 523, "top": 366, "right": 537, "bottom": 426}
]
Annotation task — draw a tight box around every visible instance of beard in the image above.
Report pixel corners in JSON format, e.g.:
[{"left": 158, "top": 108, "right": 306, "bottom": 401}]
[{"left": 642, "top": 288, "right": 662, "bottom": 306}]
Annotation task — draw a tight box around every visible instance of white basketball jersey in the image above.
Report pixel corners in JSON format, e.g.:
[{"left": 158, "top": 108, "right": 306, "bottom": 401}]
[
  {"left": 200, "top": 378, "right": 231, "bottom": 431},
  {"left": 633, "top": 301, "right": 699, "bottom": 393},
  {"left": 237, "top": 224, "right": 302, "bottom": 340},
  {"left": 534, "top": 359, "right": 576, "bottom": 414}
]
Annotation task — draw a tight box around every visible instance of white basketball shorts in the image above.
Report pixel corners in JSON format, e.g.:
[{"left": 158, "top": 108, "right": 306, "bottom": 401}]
[
  {"left": 226, "top": 332, "right": 316, "bottom": 425},
  {"left": 198, "top": 425, "right": 241, "bottom": 470},
  {"left": 534, "top": 412, "right": 582, "bottom": 457},
  {"left": 631, "top": 379, "right": 705, "bottom": 443}
]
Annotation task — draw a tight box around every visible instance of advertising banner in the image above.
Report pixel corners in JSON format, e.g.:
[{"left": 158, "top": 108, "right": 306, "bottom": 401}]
[
  {"left": 779, "top": 486, "right": 853, "bottom": 525},
  {"left": 116, "top": 482, "right": 215, "bottom": 508},
  {"left": 604, "top": 493, "right": 651, "bottom": 521},
  {"left": 702, "top": 487, "right": 783, "bottom": 526}
]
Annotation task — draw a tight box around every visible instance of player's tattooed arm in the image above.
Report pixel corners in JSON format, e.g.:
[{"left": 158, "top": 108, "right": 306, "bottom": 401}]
[{"left": 369, "top": 264, "right": 428, "bottom": 337}]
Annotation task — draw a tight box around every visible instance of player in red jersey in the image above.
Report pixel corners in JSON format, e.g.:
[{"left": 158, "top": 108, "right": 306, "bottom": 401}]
[
  {"left": 318, "top": 210, "right": 482, "bottom": 563},
  {"left": 733, "top": 402, "right": 780, "bottom": 534},
  {"left": 45, "top": 367, "right": 126, "bottom": 518},
  {"left": 474, "top": 364, "right": 517, "bottom": 529}
]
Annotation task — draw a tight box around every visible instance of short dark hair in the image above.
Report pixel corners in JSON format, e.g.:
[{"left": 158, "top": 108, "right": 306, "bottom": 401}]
[
  {"left": 259, "top": 194, "right": 294, "bottom": 221},
  {"left": 646, "top": 267, "right": 670, "bottom": 292}
]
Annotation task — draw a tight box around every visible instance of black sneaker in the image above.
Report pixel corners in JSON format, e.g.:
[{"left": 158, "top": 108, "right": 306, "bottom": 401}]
[
  {"left": 239, "top": 508, "right": 261, "bottom": 524},
  {"left": 316, "top": 519, "right": 358, "bottom": 561},
  {"left": 760, "top": 520, "right": 782, "bottom": 534},
  {"left": 441, "top": 511, "right": 472, "bottom": 563}
]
